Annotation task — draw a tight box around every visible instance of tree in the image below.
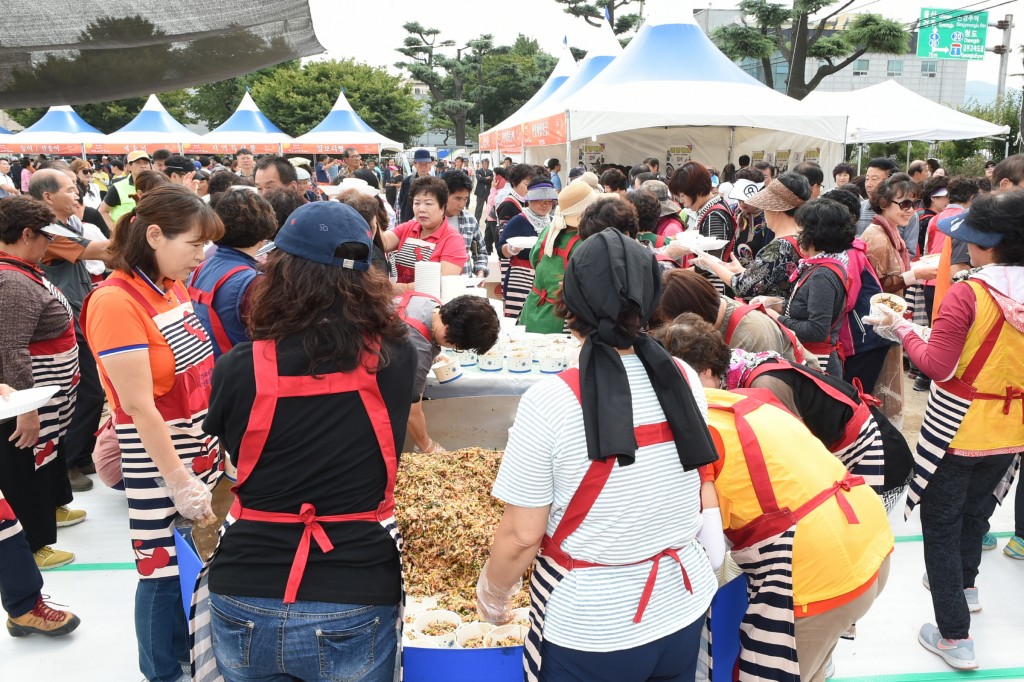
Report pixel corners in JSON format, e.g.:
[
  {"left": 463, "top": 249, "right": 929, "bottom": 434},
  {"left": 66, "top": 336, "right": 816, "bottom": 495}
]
[
  {"left": 472, "top": 36, "right": 557, "bottom": 129},
  {"left": 250, "top": 59, "right": 425, "bottom": 144},
  {"left": 396, "top": 23, "right": 497, "bottom": 146},
  {"left": 712, "top": 0, "right": 909, "bottom": 100},
  {"left": 554, "top": 0, "right": 644, "bottom": 36},
  {"left": 936, "top": 90, "right": 1022, "bottom": 174}
]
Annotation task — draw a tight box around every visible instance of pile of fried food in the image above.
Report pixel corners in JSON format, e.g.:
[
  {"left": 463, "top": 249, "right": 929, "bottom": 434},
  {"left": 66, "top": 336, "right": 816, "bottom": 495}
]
[{"left": 396, "top": 447, "right": 531, "bottom": 616}]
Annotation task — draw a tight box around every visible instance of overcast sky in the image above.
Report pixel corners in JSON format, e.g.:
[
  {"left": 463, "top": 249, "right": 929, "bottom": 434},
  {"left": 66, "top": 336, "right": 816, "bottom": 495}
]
[{"left": 308, "top": 0, "right": 1024, "bottom": 90}]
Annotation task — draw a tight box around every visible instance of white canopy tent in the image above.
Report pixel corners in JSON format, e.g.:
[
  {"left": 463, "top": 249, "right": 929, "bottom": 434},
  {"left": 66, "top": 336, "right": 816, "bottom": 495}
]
[
  {"left": 503, "top": 0, "right": 847, "bottom": 174},
  {"left": 187, "top": 92, "right": 292, "bottom": 155},
  {"left": 88, "top": 94, "right": 201, "bottom": 155},
  {"left": 803, "top": 80, "right": 1011, "bottom": 144},
  {"left": 285, "top": 88, "right": 402, "bottom": 157}
]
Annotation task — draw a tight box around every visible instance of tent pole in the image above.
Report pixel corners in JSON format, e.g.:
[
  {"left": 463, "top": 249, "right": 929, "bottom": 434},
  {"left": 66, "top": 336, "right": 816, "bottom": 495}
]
[
  {"left": 906, "top": 141, "right": 911, "bottom": 169},
  {"left": 856, "top": 144, "right": 862, "bottom": 174},
  {"left": 565, "top": 110, "right": 572, "bottom": 173},
  {"left": 728, "top": 127, "right": 735, "bottom": 164}
]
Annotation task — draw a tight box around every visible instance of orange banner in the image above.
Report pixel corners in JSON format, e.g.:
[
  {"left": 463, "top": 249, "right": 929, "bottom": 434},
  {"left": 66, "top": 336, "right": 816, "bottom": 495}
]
[
  {"left": 479, "top": 131, "right": 495, "bottom": 150},
  {"left": 495, "top": 125, "right": 522, "bottom": 154},
  {"left": 84, "top": 143, "right": 182, "bottom": 155},
  {"left": 283, "top": 143, "right": 379, "bottom": 156},
  {"left": 183, "top": 142, "right": 281, "bottom": 155},
  {"left": 3, "top": 142, "right": 83, "bottom": 156},
  {"left": 522, "top": 113, "right": 567, "bottom": 147}
]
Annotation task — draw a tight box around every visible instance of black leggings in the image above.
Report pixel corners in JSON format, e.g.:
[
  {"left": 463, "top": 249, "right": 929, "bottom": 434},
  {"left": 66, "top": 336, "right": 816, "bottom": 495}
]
[{"left": 0, "top": 425, "right": 63, "bottom": 552}]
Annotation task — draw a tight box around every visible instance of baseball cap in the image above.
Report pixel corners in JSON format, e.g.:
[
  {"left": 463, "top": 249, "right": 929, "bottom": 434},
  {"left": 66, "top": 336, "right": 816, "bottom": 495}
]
[
  {"left": 127, "top": 150, "right": 151, "bottom": 163},
  {"left": 937, "top": 208, "right": 1004, "bottom": 249},
  {"left": 295, "top": 167, "right": 311, "bottom": 181},
  {"left": 263, "top": 202, "right": 373, "bottom": 270}
]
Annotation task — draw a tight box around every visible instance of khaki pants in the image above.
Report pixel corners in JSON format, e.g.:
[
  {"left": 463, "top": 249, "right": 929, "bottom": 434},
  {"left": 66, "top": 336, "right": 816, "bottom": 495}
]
[{"left": 795, "top": 554, "right": 891, "bottom": 682}]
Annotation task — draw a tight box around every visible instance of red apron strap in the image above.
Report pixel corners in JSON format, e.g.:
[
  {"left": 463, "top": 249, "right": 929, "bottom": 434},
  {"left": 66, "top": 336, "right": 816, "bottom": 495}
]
[
  {"left": 188, "top": 264, "right": 251, "bottom": 355},
  {"left": 396, "top": 291, "right": 440, "bottom": 344},
  {"left": 724, "top": 304, "right": 758, "bottom": 345},
  {"left": 726, "top": 304, "right": 806, "bottom": 364},
  {"left": 709, "top": 397, "right": 783, "bottom": 515},
  {"left": 93, "top": 276, "right": 161, "bottom": 317},
  {"left": 780, "top": 235, "right": 805, "bottom": 259},
  {"left": 232, "top": 340, "right": 281, "bottom": 491},
  {"left": 959, "top": 281, "right": 1007, "bottom": 387}
]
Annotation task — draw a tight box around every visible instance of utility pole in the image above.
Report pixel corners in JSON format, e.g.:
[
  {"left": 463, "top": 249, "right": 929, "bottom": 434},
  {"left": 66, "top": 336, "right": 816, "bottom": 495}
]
[{"left": 991, "top": 14, "right": 1013, "bottom": 103}]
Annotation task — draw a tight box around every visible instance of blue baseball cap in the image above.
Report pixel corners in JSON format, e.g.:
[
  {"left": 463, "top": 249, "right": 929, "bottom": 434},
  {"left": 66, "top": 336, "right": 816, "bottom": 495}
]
[
  {"left": 936, "top": 210, "right": 1004, "bottom": 249},
  {"left": 264, "top": 202, "right": 373, "bottom": 270}
]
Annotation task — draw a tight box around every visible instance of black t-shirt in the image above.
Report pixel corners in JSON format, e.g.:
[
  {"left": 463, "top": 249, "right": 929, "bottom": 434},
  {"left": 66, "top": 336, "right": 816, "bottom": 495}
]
[
  {"left": 83, "top": 206, "right": 108, "bottom": 238},
  {"left": 750, "top": 363, "right": 856, "bottom": 448},
  {"left": 204, "top": 334, "right": 416, "bottom": 604}
]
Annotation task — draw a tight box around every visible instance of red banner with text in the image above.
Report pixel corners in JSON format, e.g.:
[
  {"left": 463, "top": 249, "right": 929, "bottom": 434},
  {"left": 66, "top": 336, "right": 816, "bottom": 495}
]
[{"left": 522, "top": 113, "right": 567, "bottom": 147}]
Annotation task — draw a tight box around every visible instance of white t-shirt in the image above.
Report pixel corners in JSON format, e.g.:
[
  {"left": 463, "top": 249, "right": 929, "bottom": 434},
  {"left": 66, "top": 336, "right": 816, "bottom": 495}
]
[{"left": 492, "top": 354, "right": 717, "bottom": 652}]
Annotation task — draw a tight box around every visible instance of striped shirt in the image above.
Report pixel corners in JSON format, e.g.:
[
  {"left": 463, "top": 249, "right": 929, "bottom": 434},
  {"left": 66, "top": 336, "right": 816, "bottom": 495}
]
[{"left": 492, "top": 355, "right": 717, "bottom": 651}]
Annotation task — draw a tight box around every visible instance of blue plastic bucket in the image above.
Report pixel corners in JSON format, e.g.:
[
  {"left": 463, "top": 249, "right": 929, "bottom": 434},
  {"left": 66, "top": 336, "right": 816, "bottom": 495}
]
[
  {"left": 709, "top": 575, "right": 749, "bottom": 678},
  {"left": 404, "top": 645, "right": 524, "bottom": 682},
  {"left": 174, "top": 528, "right": 203, "bottom": 619}
]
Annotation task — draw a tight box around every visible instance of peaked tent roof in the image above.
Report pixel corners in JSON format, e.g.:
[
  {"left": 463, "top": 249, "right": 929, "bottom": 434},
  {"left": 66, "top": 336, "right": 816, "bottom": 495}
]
[
  {"left": 484, "top": 43, "right": 578, "bottom": 135},
  {"left": 104, "top": 94, "right": 201, "bottom": 144},
  {"left": 560, "top": 0, "right": 846, "bottom": 143},
  {"left": 11, "top": 105, "right": 105, "bottom": 144},
  {"left": 0, "top": 125, "right": 11, "bottom": 135},
  {"left": 526, "top": 22, "right": 623, "bottom": 122},
  {"left": 201, "top": 92, "right": 292, "bottom": 144},
  {"left": 289, "top": 89, "right": 401, "bottom": 149},
  {"left": 803, "top": 80, "right": 1010, "bottom": 143}
]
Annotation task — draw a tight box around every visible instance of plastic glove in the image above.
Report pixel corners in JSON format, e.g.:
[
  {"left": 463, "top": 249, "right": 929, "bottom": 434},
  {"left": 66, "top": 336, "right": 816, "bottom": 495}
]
[
  {"left": 862, "top": 305, "right": 911, "bottom": 343},
  {"left": 505, "top": 244, "right": 522, "bottom": 257},
  {"left": 749, "top": 296, "right": 785, "bottom": 313},
  {"left": 911, "top": 261, "right": 938, "bottom": 282},
  {"left": 162, "top": 467, "right": 215, "bottom": 525},
  {"left": 697, "top": 508, "right": 727, "bottom": 571},
  {"left": 476, "top": 559, "right": 523, "bottom": 625}
]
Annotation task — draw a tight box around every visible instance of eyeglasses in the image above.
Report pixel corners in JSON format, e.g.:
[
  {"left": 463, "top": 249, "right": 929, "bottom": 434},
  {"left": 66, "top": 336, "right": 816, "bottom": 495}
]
[
  {"left": 895, "top": 199, "right": 916, "bottom": 211},
  {"left": 36, "top": 231, "right": 55, "bottom": 242},
  {"left": 80, "top": 169, "right": 93, "bottom": 175}
]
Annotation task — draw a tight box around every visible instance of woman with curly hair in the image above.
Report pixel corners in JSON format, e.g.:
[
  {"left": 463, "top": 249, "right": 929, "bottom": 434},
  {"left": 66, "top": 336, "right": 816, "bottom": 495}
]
[{"left": 199, "top": 202, "right": 417, "bottom": 681}]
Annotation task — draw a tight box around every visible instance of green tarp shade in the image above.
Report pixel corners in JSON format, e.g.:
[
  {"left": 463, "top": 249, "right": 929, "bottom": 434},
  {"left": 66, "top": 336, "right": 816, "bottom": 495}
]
[{"left": 0, "top": 1, "right": 324, "bottom": 108}]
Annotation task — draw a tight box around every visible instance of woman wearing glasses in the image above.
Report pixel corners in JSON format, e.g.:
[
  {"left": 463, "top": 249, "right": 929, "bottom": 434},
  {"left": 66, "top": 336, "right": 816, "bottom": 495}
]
[
  {"left": 863, "top": 174, "right": 938, "bottom": 297},
  {"left": 70, "top": 160, "right": 102, "bottom": 210}
]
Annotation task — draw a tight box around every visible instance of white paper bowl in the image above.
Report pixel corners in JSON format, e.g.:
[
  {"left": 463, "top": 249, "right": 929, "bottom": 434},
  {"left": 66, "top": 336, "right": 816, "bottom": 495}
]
[
  {"left": 507, "top": 351, "right": 533, "bottom": 373},
  {"left": 538, "top": 352, "right": 567, "bottom": 374},
  {"left": 478, "top": 352, "right": 504, "bottom": 372},
  {"left": 869, "top": 293, "right": 908, "bottom": 316},
  {"left": 507, "top": 236, "right": 539, "bottom": 251},
  {"left": 510, "top": 608, "right": 532, "bottom": 629},
  {"left": 412, "top": 610, "right": 462, "bottom": 647},
  {"left": 454, "top": 349, "right": 477, "bottom": 367},
  {"left": 484, "top": 624, "right": 528, "bottom": 648},
  {"left": 0, "top": 385, "right": 59, "bottom": 421},
  {"left": 431, "top": 358, "right": 462, "bottom": 384},
  {"left": 455, "top": 622, "right": 494, "bottom": 649}
]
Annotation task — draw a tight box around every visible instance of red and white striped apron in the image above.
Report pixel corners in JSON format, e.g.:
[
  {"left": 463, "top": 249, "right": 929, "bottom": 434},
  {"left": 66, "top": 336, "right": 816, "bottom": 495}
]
[
  {"left": 81, "top": 277, "right": 221, "bottom": 580},
  {"left": 0, "top": 261, "right": 79, "bottom": 471},
  {"left": 189, "top": 339, "right": 405, "bottom": 682}
]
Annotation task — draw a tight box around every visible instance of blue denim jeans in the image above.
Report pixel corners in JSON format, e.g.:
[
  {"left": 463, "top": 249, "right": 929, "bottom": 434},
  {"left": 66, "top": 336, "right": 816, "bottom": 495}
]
[
  {"left": 210, "top": 593, "right": 399, "bottom": 682},
  {"left": 136, "top": 576, "right": 189, "bottom": 682}
]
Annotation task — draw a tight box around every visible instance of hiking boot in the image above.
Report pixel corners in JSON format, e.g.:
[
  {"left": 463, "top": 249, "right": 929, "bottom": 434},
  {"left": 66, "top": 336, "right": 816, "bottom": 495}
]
[
  {"left": 55, "top": 505, "right": 86, "bottom": 527},
  {"left": 33, "top": 546, "right": 74, "bottom": 570},
  {"left": 982, "top": 533, "right": 997, "bottom": 551},
  {"left": 922, "top": 573, "right": 981, "bottom": 611},
  {"left": 77, "top": 462, "right": 97, "bottom": 476},
  {"left": 1004, "top": 535, "right": 1024, "bottom": 559},
  {"left": 67, "top": 468, "right": 93, "bottom": 492},
  {"left": 918, "top": 623, "right": 977, "bottom": 670},
  {"left": 913, "top": 376, "right": 931, "bottom": 392},
  {"left": 7, "top": 596, "right": 80, "bottom": 637}
]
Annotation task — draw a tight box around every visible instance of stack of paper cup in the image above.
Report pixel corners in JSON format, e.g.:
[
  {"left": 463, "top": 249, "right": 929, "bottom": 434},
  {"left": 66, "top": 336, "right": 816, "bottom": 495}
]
[
  {"left": 414, "top": 262, "right": 442, "bottom": 299},
  {"left": 489, "top": 298, "right": 504, "bottom": 318}
]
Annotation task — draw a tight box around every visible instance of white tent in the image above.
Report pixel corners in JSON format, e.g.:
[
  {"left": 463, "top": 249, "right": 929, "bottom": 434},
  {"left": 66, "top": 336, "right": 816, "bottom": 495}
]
[
  {"left": 6, "top": 105, "right": 105, "bottom": 155},
  {"left": 510, "top": 0, "right": 848, "bottom": 173},
  {"left": 285, "top": 88, "right": 402, "bottom": 156},
  {"left": 187, "top": 92, "right": 291, "bottom": 154},
  {"left": 88, "top": 94, "right": 201, "bottom": 155},
  {"left": 803, "top": 80, "right": 1010, "bottom": 143}
]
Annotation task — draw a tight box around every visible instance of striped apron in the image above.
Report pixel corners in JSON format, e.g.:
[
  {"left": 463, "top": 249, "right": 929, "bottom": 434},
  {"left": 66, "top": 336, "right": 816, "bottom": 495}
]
[
  {"left": 503, "top": 252, "right": 535, "bottom": 320},
  {"left": 81, "top": 277, "right": 221, "bottom": 580},
  {"left": 905, "top": 280, "right": 1023, "bottom": 519},
  {"left": 524, "top": 367, "right": 692, "bottom": 682},
  {"left": 393, "top": 235, "right": 436, "bottom": 284},
  {"left": 0, "top": 262, "right": 79, "bottom": 471},
  {"left": 189, "top": 339, "right": 405, "bottom": 682},
  {"left": 705, "top": 396, "right": 868, "bottom": 682},
  {"left": 0, "top": 491, "right": 24, "bottom": 543}
]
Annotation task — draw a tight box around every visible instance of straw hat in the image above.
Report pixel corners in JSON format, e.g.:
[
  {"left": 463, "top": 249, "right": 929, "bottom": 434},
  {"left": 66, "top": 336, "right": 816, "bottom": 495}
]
[
  {"left": 574, "top": 171, "right": 601, "bottom": 192},
  {"left": 745, "top": 178, "right": 806, "bottom": 212},
  {"left": 558, "top": 180, "right": 599, "bottom": 228}
]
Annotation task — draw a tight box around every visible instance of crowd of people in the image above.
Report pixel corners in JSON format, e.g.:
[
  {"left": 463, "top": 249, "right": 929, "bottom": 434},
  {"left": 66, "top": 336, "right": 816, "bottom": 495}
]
[{"left": 0, "top": 144, "right": 1020, "bottom": 682}]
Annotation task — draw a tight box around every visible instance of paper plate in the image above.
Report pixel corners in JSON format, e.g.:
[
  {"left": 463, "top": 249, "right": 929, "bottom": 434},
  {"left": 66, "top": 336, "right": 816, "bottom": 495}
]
[
  {"left": 319, "top": 184, "right": 345, "bottom": 197},
  {"left": 507, "top": 236, "right": 538, "bottom": 250},
  {"left": 0, "top": 385, "right": 60, "bottom": 421}
]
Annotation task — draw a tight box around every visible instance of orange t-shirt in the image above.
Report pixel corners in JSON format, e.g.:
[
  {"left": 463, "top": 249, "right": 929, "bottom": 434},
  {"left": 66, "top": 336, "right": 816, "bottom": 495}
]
[{"left": 84, "top": 270, "right": 183, "bottom": 408}]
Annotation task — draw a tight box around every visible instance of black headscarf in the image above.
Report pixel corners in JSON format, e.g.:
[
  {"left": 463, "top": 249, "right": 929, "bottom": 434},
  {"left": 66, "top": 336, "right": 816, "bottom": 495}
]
[{"left": 562, "top": 228, "right": 719, "bottom": 470}]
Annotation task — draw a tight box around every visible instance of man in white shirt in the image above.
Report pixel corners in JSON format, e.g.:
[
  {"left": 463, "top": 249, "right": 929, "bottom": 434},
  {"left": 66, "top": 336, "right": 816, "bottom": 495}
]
[{"left": 0, "top": 158, "right": 18, "bottom": 197}]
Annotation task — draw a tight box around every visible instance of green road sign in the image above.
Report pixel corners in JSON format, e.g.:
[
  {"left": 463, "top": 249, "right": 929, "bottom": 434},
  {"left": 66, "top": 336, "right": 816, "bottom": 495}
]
[{"left": 917, "top": 8, "right": 989, "bottom": 60}]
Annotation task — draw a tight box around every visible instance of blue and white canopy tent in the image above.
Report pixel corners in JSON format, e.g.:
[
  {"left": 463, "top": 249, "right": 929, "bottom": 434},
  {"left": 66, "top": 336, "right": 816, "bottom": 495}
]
[
  {"left": 189, "top": 92, "right": 292, "bottom": 155},
  {"left": 6, "top": 105, "right": 105, "bottom": 156},
  {"left": 286, "top": 88, "right": 402, "bottom": 157},
  {"left": 92, "top": 94, "right": 202, "bottom": 155}
]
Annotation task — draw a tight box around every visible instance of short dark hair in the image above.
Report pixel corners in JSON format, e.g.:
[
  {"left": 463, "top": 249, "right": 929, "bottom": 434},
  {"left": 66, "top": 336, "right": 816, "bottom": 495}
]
[
  {"left": 198, "top": 156, "right": 211, "bottom": 167},
  {"left": 926, "top": 158, "right": 941, "bottom": 172},
  {"left": 626, "top": 189, "right": 661, "bottom": 233},
  {"left": 978, "top": 177, "right": 992, "bottom": 193},
  {"left": 554, "top": 297, "right": 643, "bottom": 348},
  {"left": 907, "top": 160, "right": 929, "bottom": 177},
  {"left": 644, "top": 157, "right": 660, "bottom": 170},
  {"left": 109, "top": 185, "right": 223, "bottom": 282},
  {"left": 652, "top": 312, "right": 731, "bottom": 378},
  {"left": 162, "top": 154, "right": 194, "bottom": 176},
  {"left": 441, "top": 169, "right": 472, "bottom": 194},
  {"left": 775, "top": 172, "right": 813, "bottom": 217},
  {"left": 869, "top": 173, "right": 918, "bottom": 213},
  {"left": 921, "top": 175, "right": 949, "bottom": 208},
  {"left": 867, "top": 157, "right": 899, "bottom": 175},
  {"left": 27, "top": 169, "right": 64, "bottom": 201},
  {"left": 794, "top": 162, "right": 824, "bottom": 188},
  {"left": 236, "top": 148, "right": 253, "bottom": 157},
  {"left": 832, "top": 163, "right": 855, "bottom": 181},
  {"left": 993, "top": 154, "right": 1024, "bottom": 187},
  {"left": 796, "top": 198, "right": 856, "bottom": 253},
  {"left": 0, "top": 195, "right": 55, "bottom": 244},
  {"left": 963, "top": 188, "right": 1024, "bottom": 265},
  {"left": 546, "top": 158, "right": 561, "bottom": 170},
  {"left": 820, "top": 189, "right": 861, "bottom": 225},
  {"left": 735, "top": 167, "right": 765, "bottom": 183},
  {"left": 507, "top": 163, "right": 536, "bottom": 188},
  {"left": 947, "top": 177, "right": 979, "bottom": 205},
  {"left": 578, "top": 196, "right": 638, "bottom": 240},
  {"left": 634, "top": 171, "right": 657, "bottom": 186},
  {"left": 752, "top": 160, "right": 774, "bottom": 176},
  {"left": 255, "top": 155, "right": 297, "bottom": 185},
  {"left": 410, "top": 176, "right": 449, "bottom": 207},
  {"left": 208, "top": 169, "right": 244, "bottom": 196},
  {"left": 343, "top": 147, "right": 359, "bottom": 159},
  {"left": 599, "top": 168, "right": 628, "bottom": 192},
  {"left": 738, "top": 155, "right": 751, "bottom": 167},
  {"left": 353, "top": 168, "right": 380, "bottom": 189},
  {"left": 210, "top": 189, "right": 277, "bottom": 248},
  {"left": 657, "top": 269, "right": 719, "bottom": 325},
  {"left": 668, "top": 161, "right": 713, "bottom": 203},
  {"left": 152, "top": 149, "right": 172, "bottom": 162},
  {"left": 263, "top": 188, "right": 307, "bottom": 231},
  {"left": 629, "top": 164, "right": 649, "bottom": 181},
  {"left": 439, "top": 295, "right": 499, "bottom": 353},
  {"left": 111, "top": 158, "right": 125, "bottom": 171}
]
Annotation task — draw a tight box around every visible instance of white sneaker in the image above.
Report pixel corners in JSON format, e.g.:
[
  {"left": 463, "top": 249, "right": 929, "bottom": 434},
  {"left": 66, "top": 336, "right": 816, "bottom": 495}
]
[{"left": 824, "top": 656, "right": 835, "bottom": 679}]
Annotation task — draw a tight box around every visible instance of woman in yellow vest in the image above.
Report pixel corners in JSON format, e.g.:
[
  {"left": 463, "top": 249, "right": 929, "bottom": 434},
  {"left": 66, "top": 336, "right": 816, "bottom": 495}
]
[
  {"left": 694, "top": 374, "right": 892, "bottom": 681},
  {"left": 865, "top": 189, "right": 1024, "bottom": 671}
]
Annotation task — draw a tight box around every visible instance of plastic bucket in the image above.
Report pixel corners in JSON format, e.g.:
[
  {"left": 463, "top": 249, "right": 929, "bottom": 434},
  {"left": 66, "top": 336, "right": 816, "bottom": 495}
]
[
  {"left": 710, "top": 575, "right": 749, "bottom": 677},
  {"left": 404, "top": 645, "right": 525, "bottom": 681},
  {"left": 174, "top": 528, "right": 203, "bottom": 620}
]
